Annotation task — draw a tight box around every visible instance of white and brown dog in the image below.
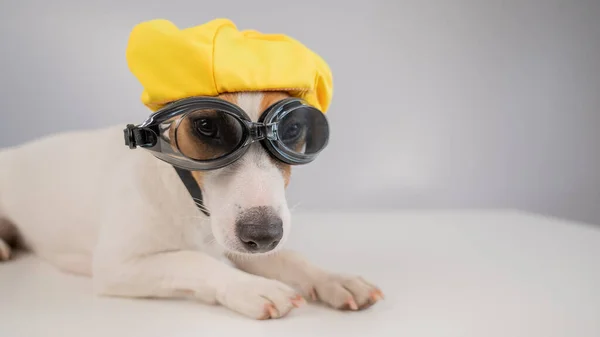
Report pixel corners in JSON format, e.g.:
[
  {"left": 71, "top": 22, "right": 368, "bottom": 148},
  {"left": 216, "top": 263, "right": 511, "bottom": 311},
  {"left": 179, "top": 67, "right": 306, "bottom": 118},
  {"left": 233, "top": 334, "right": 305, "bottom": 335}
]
[{"left": 0, "top": 91, "right": 383, "bottom": 319}]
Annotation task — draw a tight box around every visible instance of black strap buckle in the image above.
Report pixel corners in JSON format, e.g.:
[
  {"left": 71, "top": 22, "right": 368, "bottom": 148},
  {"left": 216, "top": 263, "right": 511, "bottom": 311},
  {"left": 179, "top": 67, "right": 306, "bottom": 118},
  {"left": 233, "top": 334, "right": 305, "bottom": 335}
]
[{"left": 124, "top": 124, "right": 157, "bottom": 149}]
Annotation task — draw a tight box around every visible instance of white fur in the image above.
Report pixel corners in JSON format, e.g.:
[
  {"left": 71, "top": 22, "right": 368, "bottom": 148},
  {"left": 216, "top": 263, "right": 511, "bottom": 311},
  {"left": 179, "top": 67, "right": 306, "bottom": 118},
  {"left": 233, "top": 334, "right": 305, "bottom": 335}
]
[{"left": 0, "top": 92, "right": 381, "bottom": 319}]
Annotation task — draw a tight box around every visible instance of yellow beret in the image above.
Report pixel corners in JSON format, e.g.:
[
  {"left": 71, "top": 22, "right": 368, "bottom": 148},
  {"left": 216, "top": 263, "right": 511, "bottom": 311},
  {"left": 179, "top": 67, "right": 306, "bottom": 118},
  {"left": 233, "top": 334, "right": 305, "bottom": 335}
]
[{"left": 126, "top": 18, "right": 333, "bottom": 113}]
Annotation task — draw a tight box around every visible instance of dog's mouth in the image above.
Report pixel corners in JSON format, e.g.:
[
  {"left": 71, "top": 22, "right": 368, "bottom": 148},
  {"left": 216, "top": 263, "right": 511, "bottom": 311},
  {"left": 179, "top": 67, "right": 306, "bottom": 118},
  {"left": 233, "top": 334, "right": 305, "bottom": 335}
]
[{"left": 217, "top": 234, "right": 284, "bottom": 256}]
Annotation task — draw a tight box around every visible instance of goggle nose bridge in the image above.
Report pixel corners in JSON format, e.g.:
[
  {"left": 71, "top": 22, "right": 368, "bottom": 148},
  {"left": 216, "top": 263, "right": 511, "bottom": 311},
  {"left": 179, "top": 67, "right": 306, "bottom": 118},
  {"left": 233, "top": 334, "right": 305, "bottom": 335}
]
[{"left": 244, "top": 121, "right": 279, "bottom": 143}]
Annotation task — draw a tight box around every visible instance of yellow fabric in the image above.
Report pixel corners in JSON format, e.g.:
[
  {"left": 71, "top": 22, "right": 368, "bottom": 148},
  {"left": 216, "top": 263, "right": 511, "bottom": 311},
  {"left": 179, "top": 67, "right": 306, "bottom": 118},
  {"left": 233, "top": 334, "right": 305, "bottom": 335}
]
[{"left": 126, "top": 18, "right": 333, "bottom": 113}]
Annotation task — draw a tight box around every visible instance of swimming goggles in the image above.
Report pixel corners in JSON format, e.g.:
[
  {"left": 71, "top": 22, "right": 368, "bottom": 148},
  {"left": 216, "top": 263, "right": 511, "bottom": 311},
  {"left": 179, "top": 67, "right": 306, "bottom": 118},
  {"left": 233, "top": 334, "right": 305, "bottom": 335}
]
[{"left": 123, "top": 96, "right": 330, "bottom": 171}]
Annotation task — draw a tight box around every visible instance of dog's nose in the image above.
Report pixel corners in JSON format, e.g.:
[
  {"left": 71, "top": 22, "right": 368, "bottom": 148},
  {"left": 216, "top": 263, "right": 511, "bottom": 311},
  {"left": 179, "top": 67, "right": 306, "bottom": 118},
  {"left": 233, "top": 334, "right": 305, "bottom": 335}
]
[{"left": 235, "top": 206, "right": 283, "bottom": 253}]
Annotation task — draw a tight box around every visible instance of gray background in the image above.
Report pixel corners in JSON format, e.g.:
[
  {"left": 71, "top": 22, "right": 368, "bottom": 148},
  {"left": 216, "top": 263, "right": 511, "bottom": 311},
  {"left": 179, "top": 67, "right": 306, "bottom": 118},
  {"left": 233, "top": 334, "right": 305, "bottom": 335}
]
[{"left": 1, "top": 0, "right": 599, "bottom": 224}]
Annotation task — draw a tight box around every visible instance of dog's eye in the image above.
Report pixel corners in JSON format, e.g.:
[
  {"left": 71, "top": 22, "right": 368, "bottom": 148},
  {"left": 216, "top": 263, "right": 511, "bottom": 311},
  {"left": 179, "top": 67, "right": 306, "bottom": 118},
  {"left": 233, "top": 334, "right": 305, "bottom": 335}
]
[
  {"left": 281, "top": 123, "right": 301, "bottom": 141},
  {"left": 194, "top": 118, "right": 219, "bottom": 138}
]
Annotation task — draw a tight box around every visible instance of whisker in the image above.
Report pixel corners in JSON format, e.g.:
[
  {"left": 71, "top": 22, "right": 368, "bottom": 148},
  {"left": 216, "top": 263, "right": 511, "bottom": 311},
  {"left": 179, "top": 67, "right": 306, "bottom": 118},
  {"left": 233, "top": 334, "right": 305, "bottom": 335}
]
[{"left": 289, "top": 202, "right": 302, "bottom": 213}]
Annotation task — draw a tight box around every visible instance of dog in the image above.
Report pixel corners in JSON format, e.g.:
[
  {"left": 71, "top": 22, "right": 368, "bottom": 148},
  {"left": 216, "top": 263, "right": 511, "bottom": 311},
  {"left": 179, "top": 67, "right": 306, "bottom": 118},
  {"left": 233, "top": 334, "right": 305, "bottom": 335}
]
[{"left": 0, "top": 91, "right": 383, "bottom": 319}]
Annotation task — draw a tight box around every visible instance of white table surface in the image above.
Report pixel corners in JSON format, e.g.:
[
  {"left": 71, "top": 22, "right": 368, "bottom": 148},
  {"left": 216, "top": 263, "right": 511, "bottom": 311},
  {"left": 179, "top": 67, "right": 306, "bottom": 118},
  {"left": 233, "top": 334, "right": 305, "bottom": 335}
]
[{"left": 1, "top": 210, "right": 599, "bottom": 337}]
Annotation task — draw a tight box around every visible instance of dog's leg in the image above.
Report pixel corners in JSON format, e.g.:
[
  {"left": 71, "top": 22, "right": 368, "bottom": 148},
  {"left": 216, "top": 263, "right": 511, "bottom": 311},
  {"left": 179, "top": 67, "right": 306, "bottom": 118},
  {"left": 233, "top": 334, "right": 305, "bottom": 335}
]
[
  {"left": 93, "top": 163, "right": 304, "bottom": 319},
  {"left": 229, "top": 250, "right": 384, "bottom": 311},
  {"left": 92, "top": 193, "right": 305, "bottom": 319},
  {"left": 94, "top": 250, "right": 305, "bottom": 319}
]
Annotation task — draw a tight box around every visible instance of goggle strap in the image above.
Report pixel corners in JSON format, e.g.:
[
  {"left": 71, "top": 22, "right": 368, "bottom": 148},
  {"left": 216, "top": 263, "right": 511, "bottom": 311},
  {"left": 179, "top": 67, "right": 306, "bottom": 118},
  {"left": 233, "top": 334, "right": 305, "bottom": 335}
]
[{"left": 173, "top": 166, "right": 210, "bottom": 217}]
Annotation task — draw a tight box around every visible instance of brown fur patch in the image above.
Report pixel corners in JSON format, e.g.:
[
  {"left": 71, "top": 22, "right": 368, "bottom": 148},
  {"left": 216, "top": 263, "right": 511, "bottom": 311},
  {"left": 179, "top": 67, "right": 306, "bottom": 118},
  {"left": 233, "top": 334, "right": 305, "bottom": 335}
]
[
  {"left": 259, "top": 92, "right": 290, "bottom": 112},
  {"left": 190, "top": 170, "right": 205, "bottom": 188},
  {"left": 279, "top": 164, "right": 292, "bottom": 187},
  {"left": 217, "top": 92, "right": 239, "bottom": 105}
]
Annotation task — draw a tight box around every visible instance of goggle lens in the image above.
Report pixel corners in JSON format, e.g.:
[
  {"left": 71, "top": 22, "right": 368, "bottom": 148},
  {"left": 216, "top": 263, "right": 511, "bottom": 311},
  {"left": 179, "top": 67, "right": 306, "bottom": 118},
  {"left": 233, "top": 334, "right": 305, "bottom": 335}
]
[
  {"left": 175, "top": 109, "right": 245, "bottom": 161},
  {"left": 277, "top": 107, "right": 329, "bottom": 156}
]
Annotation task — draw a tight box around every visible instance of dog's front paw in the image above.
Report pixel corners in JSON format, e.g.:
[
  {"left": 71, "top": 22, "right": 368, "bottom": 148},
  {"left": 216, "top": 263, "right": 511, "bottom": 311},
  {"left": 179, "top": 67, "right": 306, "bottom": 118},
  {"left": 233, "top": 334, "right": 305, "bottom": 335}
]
[
  {"left": 309, "top": 274, "right": 383, "bottom": 311},
  {"left": 217, "top": 275, "right": 305, "bottom": 320}
]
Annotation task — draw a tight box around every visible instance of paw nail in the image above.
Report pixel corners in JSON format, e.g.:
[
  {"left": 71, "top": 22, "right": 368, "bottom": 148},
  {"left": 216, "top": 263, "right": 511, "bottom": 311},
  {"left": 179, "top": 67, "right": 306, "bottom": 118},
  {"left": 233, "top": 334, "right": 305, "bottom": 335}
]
[
  {"left": 291, "top": 295, "right": 306, "bottom": 307},
  {"left": 265, "top": 304, "right": 278, "bottom": 318},
  {"left": 347, "top": 298, "right": 358, "bottom": 310},
  {"left": 310, "top": 289, "right": 318, "bottom": 301},
  {"left": 370, "top": 290, "right": 384, "bottom": 301},
  {"left": 370, "top": 293, "right": 382, "bottom": 301}
]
